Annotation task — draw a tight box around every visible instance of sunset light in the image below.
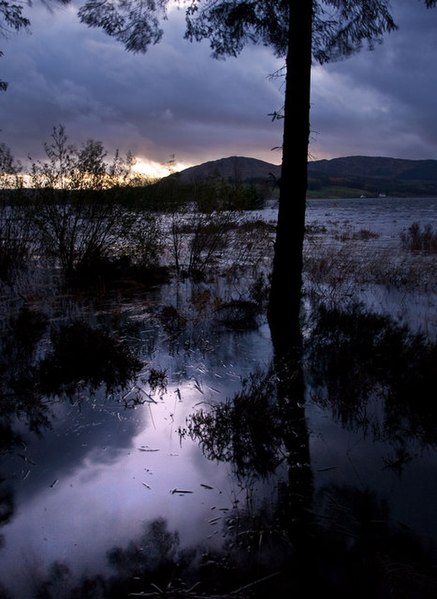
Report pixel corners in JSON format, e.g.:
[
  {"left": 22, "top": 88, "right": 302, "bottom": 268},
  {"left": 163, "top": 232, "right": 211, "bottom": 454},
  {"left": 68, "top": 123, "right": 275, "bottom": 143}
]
[
  {"left": 1, "top": 2, "right": 436, "bottom": 596},
  {"left": 132, "top": 158, "right": 193, "bottom": 180}
]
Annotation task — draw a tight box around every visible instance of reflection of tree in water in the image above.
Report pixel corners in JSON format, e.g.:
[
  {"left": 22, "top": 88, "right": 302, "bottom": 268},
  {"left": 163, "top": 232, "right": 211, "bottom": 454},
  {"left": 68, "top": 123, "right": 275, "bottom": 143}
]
[
  {"left": 107, "top": 518, "right": 191, "bottom": 595},
  {"left": 22, "top": 303, "right": 437, "bottom": 597},
  {"left": 182, "top": 366, "right": 284, "bottom": 478},
  {"left": 39, "top": 320, "right": 142, "bottom": 397},
  {"left": 307, "top": 303, "right": 437, "bottom": 467},
  {"left": 31, "top": 518, "right": 197, "bottom": 598},
  {"left": 0, "top": 306, "right": 143, "bottom": 573},
  {"left": 313, "top": 485, "right": 437, "bottom": 598},
  {"left": 181, "top": 319, "right": 315, "bottom": 594},
  {"left": 0, "top": 306, "right": 142, "bottom": 450},
  {"left": 0, "top": 484, "right": 14, "bottom": 550},
  {"left": 306, "top": 304, "right": 437, "bottom": 594},
  {"left": 0, "top": 307, "right": 51, "bottom": 437},
  {"left": 181, "top": 307, "right": 437, "bottom": 595},
  {"left": 32, "top": 303, "right": 437, "bottom": 596},
  {"left": 4, "top": 302, "right": 437, "bottom": 596},
  {"left": 28, "top": 491, "right": 437, "bottom": 598}
]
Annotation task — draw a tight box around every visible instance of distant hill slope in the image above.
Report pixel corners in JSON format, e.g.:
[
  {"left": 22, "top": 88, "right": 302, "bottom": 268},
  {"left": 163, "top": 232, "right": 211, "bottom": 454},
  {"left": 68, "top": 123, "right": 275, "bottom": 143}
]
[
  {"left": 308, "top": 156, "right": 437, "bottom": 195},
  {"left": 170, "top": 155, "right": 437, "bottom": 196},
  {"left": 308, "top": 156, "right": 429, "bottom": 178},
  {"left": 172, "top": 156, "right": 281, "bottom": 184}
]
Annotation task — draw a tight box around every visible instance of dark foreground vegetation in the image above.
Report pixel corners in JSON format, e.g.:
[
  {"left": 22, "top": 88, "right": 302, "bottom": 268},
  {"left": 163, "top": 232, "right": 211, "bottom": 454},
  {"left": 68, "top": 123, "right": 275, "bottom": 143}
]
[{"left": 1, "top": 129, "right": 437, "bottom": 598}]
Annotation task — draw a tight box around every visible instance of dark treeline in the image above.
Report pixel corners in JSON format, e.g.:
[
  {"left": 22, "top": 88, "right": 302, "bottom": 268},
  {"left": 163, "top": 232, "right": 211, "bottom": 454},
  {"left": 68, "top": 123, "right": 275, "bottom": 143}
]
[
  {"left": 0, "top": 126, "right": 268, "bottom": 212},
  {"left": 0, "top": 127, "right": 273, "bottom": 289},
  {"left": 0, "top": 178, "right": 268, "bottom": 212}
]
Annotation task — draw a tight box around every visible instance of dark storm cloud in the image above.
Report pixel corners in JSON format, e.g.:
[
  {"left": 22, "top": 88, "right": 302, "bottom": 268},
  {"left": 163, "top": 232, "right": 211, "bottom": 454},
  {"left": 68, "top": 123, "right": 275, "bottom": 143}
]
[
  {"left": 311, "top": 0, "right": 437, "bottom": 160},
  {"left": 0, "top": 4, "right": 284, "bottom": 168},
  {"left": 1, "top": 0, "right": 437, "bottom": 170}
]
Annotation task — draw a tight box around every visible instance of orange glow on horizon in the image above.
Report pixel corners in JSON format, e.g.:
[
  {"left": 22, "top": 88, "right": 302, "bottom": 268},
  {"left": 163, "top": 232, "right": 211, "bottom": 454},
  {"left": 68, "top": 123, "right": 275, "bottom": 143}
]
[{"left": 132, "top": 157, "right": 193, "bottom": 179}]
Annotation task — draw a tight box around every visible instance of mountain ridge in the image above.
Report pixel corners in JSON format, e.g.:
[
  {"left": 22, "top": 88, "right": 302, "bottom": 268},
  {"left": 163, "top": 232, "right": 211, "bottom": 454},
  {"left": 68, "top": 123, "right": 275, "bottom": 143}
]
[
  {"left": 170, "top": 155, "right": 437, "bottom": 196},
  {"left": 172, "top": 155, "right": 281, "bottom": 183}
]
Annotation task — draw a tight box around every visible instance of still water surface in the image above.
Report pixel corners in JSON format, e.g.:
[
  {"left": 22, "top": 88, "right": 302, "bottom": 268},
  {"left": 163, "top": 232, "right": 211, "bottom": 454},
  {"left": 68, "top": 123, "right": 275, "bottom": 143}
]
[{"left": 0, "top": 197, "right": 436, "bottom": 596}]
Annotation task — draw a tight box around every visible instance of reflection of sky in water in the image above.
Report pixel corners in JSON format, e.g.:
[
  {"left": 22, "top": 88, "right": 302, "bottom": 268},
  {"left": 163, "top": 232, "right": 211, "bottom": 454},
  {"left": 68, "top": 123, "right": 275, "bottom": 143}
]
[
  {"left": 0, "top": 326, "right": 273, "bottom": 597},
  {"left": 1, "top": 198, "right": 436, "bottom": 596},
  {"left": 308, "top": 398, "right": 437, "bottom": 552}
]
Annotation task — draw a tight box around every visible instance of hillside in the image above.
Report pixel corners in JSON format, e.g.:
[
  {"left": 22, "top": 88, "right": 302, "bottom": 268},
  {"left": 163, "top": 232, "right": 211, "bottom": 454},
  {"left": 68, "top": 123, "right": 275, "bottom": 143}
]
[
  {"left": 307, "top": 156, "right": 437, "bottom": 196},
  {"left": 170, "top": 155, "right": 437, "bottom": 197},
  {"left": 171, "top": 156, "right": 281, "bottom": 184}
]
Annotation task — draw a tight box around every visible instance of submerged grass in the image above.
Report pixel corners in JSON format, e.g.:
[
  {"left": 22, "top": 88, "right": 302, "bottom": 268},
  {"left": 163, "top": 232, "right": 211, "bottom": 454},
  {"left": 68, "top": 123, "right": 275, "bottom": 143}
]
[
  {"left": 1, "top": 197, "right": 437, "bottom": 598},
  {"left": 400, "top": 222, "right": 437, "bottom": 254}
]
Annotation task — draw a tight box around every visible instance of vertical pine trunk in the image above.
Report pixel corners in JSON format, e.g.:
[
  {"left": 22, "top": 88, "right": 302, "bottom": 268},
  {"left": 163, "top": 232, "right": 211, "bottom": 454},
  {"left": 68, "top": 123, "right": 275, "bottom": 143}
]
[
  {"left": 267, "top": 0, "right": 313, "bottom": 344},
  {"left": 267, "top": 2, "right": 315, "bottom": 569}
]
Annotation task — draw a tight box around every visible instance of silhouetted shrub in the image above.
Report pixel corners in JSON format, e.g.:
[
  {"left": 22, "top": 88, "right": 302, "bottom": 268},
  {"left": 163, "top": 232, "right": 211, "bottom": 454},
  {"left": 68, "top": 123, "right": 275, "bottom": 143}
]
[
  {"left": 70, "top": 253, "right": 170, "bottom": 292},
  {"left": 0, "top": 211, "right": 32, "bottom": 283}
]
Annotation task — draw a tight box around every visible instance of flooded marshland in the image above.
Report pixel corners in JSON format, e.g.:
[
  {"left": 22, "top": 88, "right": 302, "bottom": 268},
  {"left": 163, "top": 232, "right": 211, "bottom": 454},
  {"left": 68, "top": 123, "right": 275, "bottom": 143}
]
[{"left": 0, "top": 196, "right": 436, "bottom": 597}]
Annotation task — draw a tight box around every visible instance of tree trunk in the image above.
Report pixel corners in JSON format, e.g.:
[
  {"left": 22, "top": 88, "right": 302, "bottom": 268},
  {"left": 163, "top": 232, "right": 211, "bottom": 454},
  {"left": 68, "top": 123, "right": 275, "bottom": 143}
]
[{"left": 267, "top": 0, "right": 313, "bottom": 344}]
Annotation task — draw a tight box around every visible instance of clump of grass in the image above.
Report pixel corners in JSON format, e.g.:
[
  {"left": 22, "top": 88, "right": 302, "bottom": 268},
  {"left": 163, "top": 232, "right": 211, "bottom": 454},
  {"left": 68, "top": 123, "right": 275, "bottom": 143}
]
[
  {"left": 334, "top": 228, "right": 380, "bottom": 242},
  {"left": 400, "top": 223, "right": 437, "bottom": 253},
  {"left": 363, "top": 251, "right": 437, "bottom": 292},
  {"left": 305, "top": 223, "right": 328, "bottom": 235},
  {"left": 304, "top": 245, "right": 361, "bottom": 307},
  {"left": 238, "top": 220, "right": 276, "bottom": 234},
  {"left": 354, "top": 228, "right": 380, "bottom": 241}
]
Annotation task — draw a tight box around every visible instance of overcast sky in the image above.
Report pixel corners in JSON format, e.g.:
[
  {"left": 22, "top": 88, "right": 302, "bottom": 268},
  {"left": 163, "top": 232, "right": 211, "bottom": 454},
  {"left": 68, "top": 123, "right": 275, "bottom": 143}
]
[{"left": 1, "top": 0, "right": 437, "bottom": 176}]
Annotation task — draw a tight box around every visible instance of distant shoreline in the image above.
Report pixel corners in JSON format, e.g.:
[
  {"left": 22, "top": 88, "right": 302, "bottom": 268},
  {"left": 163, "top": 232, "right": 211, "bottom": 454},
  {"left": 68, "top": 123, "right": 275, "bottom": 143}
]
[{"left": 306, "top": 191, "right": 437, "bottom": 200}]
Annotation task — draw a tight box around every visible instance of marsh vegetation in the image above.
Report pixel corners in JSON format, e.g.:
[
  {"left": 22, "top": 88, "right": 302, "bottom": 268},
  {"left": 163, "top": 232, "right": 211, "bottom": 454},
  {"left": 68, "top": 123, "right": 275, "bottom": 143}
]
[{"left": 1, "top": 132, "right": 437, "bottom": 597}]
